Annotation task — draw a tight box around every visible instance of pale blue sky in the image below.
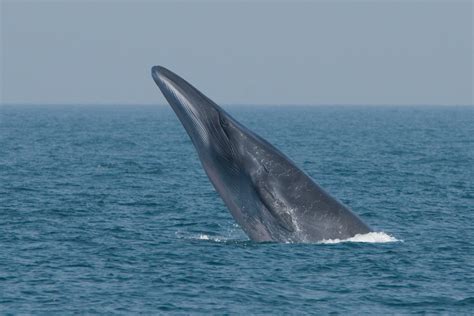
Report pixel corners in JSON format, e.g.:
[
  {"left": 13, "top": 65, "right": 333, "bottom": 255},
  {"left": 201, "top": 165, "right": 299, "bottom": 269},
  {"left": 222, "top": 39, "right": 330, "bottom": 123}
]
[{"left": 1, "top": 0, "right": 472, "bottom": 106}]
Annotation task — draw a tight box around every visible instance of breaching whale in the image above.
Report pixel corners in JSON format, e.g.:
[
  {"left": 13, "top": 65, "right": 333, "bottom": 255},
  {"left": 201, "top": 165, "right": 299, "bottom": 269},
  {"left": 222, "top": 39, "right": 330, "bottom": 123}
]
[{"left": 151, "top": 66, "right": 372, "bottom": 242}]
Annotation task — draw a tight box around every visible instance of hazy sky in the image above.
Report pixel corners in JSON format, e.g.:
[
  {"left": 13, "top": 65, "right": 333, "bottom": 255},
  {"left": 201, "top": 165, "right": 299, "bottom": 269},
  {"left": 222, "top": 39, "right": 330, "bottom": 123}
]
[{"left": 1, "top": 0, "right": 472, "bottom": 106}]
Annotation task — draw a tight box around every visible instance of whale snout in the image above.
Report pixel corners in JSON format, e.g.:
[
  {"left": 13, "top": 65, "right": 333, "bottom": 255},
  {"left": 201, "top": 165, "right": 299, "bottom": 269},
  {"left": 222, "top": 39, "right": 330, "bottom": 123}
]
[
  {"left": 151, "top": 65, "right": 172, "bottom": 88},
  {"left": 151, "top": 65, "right": 221, "bottom": 122},
  {"left": 151, "top": 65, "right": 227, "bottom": 151},
  {"left": 151, "top": 66, "right": 161, "bottom": 82}
]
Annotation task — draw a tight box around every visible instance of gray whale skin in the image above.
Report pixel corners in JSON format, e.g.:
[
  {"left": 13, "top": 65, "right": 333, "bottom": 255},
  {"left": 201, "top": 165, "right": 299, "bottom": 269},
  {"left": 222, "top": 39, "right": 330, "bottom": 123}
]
[{"left": 152, "top": 66, "right": 372, "bottom": 242}]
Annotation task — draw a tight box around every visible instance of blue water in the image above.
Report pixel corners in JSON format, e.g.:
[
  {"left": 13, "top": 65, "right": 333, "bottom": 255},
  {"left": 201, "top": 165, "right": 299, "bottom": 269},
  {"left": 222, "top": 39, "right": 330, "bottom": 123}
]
[{"left": 1, "top": 105, "right": 473, "bottom": 314}]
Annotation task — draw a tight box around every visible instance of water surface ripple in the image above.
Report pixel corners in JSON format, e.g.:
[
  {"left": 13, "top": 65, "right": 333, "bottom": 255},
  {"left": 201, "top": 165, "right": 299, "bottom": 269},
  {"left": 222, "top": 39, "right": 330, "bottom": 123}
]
[{"left": 1, "top": 105, "right": 473, "bottom": 314}]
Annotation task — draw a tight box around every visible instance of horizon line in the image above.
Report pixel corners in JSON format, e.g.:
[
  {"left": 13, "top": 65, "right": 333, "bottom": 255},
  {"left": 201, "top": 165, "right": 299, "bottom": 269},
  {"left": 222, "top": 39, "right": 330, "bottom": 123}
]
[{"left": 1, "top": 103, "right": 473, "bottom": 107}]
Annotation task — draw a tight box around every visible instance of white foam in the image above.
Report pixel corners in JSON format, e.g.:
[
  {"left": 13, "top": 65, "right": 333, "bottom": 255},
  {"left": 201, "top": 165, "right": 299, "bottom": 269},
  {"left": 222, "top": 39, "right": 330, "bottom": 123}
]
[
  {"left": 318, "top": 232, "right": 399, "bottom": 244},
  {"left": 195, "top": 234, "right": 226, "bottom": 242},
  {"left": 179, "top": 231, "right": 399, "bottom": 244}
]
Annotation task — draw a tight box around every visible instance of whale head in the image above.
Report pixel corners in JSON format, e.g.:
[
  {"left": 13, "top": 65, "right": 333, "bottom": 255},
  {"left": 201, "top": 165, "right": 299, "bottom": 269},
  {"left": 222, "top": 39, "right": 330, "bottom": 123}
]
[{"left": 152, "top": 66, "right": 243, "bottom": 176}]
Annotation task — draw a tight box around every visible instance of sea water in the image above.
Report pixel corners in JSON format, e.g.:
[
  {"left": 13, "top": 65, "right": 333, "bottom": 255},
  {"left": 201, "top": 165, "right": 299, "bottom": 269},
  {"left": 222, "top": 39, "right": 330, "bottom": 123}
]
[{"left": 1, "top": 105, "right": 473, "bottom": 314}]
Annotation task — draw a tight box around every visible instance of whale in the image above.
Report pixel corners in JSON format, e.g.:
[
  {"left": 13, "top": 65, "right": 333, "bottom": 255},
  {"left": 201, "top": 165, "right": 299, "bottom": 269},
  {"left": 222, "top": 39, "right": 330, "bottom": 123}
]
[{"left": 151, "top": 65, "right": 372, "bottom": 242}]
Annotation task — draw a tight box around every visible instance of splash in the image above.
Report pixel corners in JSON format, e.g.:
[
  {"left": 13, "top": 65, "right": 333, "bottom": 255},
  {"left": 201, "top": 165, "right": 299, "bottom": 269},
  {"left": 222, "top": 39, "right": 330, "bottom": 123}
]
[
  {"left": 195, "top": 234, "right": 226, "bottom": 242},
  {"left": 318, "top": 232, "right": 399, "bottom": 244},
  {"left": 175, "top": 231, "right": 226, "bottom": 243},
  {"left": 179, "top": 231, "right": 399, "bottom": 244}
]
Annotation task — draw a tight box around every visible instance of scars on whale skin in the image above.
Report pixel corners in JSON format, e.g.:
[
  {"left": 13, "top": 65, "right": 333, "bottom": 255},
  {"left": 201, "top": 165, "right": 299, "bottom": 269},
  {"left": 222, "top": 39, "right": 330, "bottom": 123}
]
[{"left": 151, "top": 65, "right": 373, "bottom": 243}]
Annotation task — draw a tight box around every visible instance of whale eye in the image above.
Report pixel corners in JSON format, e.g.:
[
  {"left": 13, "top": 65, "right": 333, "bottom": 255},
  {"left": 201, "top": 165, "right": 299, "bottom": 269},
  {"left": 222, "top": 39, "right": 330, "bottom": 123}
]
[
  {"left": 218, "top": 112, "right": 232, "bottom": 141},
  {"left": 219, "top": 115, "right": 229, "bottom": 128}
]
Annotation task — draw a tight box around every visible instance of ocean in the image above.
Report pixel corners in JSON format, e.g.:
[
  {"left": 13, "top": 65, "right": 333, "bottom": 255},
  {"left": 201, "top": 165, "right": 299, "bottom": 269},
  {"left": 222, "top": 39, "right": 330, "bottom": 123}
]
[{"left": 1, "top": 105, "right": 473, "bottom": 314}]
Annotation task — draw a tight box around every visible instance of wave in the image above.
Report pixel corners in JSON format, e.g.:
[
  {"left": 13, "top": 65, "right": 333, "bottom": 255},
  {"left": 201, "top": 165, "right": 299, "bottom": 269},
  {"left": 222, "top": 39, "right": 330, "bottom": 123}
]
[{"left": 318, "top": 232, "right": 400, "bottom": 244}]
